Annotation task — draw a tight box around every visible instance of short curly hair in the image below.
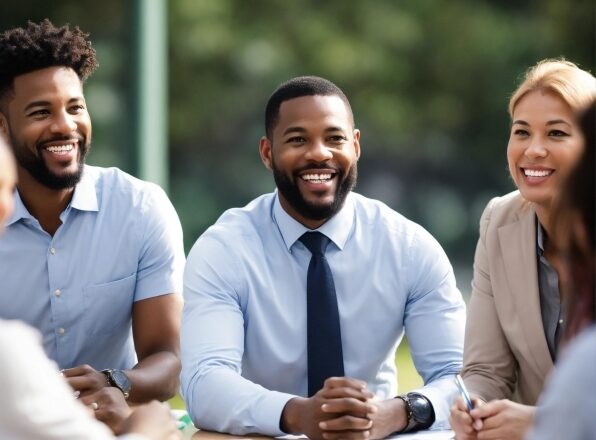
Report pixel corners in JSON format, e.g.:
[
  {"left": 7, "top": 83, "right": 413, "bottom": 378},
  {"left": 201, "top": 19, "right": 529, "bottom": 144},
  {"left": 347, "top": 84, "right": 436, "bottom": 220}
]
[{"left": 0, "top": 19, "right": 98, "bottom": 101}]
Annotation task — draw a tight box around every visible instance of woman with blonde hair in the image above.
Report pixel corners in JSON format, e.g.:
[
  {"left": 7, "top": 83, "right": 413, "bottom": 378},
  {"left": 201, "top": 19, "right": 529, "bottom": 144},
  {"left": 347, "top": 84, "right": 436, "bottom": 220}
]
[{"left": 449, "top": 59, "right": 595, "bottom": 440}]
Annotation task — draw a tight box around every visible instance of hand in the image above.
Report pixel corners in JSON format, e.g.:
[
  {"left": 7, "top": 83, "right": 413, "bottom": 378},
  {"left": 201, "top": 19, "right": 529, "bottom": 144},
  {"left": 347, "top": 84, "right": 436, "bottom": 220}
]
[
  {"left": 362, "top": 398, "right": 408, "bottom": 439},
  {"left": 281, "top": 377, "right": 375, "bottom": 439},
  {"left": 120, "top": 400, "right": 182, "bottom": 440},
  {"left": 62, "top": 364, "right": 110, "bottom": 398},
  {"left": 80, "top": 387, "right": 132, "bottom": 434},
  {"left": 470, "top": 399, "right": 535, "bottom": 440},
  {"left": 450, "top": 396, "right": 484, "bottom": 440}
]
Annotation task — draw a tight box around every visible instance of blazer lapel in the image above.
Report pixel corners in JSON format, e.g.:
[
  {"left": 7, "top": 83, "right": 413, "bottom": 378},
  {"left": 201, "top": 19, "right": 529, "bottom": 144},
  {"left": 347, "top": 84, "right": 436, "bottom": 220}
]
[{"left": 498, "top": 206, "right": 553, "bottom": 378}]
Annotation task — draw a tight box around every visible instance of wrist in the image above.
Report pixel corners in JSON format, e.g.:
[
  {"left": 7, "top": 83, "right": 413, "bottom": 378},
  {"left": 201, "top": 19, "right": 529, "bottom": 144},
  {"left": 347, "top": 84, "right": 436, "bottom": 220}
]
[
  {"left": 395, "top": 392, "right": 435, "bottom": 432},
  {"left": 280, "top": 397, "right": 307, "bottom": 434}
]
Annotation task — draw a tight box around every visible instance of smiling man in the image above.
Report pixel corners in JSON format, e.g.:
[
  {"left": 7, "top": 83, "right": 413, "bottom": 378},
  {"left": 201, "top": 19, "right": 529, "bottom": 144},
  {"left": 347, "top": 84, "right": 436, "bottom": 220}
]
[
  {"left": 0, "top": 20, "right": 184, "bottom": 407},
  {"left": 181, "top": 76, "right": 465, "bottom": 439}
]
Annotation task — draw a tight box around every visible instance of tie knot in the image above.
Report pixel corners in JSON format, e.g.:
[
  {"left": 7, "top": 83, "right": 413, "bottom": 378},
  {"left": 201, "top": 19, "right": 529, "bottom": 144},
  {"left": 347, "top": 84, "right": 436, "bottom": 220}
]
[{"left": 299, "top": 231, "right": 330, "bottom": 256}]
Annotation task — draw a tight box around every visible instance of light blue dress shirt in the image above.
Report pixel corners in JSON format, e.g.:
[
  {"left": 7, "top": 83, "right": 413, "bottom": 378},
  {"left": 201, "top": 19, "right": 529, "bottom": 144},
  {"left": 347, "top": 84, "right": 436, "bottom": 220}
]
[
  {"left": 0, "top": 165, "right": 185, "bottom": 370},
  {"left": 181, "top": 191, "right": 465, "bottom": 436}
]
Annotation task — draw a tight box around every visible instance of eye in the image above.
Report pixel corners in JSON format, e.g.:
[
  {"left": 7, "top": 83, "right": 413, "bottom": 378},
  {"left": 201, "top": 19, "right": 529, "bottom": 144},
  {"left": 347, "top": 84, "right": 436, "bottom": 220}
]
[
  {"left": 328, "top": 135, "right": 347, "bottom": 143},
  {"left": 68, "top": 104, "right": 86, "bottom": 114},
  {"left": 548, "top": 129, "right": 568, "bottom": 137},
  {"left": 286, "top": 136, "right": 306, "bottom": 144},
  {"left": 513, "top": 128, "right": 529, "bottom": 137},
  {"left": 27, "top": 109, "right": 50, "bottom": 118}
]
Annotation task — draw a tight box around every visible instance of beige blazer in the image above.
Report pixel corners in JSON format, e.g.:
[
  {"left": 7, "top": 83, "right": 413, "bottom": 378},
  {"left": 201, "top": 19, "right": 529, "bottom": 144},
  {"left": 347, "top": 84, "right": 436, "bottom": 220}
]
[{"left": 462, "top": 190, "right": 553, "bottom": 405}]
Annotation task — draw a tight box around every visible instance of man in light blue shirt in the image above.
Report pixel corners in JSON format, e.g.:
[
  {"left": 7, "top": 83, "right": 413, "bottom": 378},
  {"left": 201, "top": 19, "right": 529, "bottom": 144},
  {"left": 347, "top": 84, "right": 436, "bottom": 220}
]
[
  {"left": 181, "top": 76, "right": 465, "bottom": 438},
  {"left": 0, "top": 20, "right": 184, "bottom": 405}
]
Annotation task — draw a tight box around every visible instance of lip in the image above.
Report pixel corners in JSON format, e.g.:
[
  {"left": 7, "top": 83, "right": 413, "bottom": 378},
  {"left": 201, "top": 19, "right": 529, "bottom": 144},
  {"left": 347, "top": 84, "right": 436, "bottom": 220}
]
[
  {"left": 297, "top": 168, "right": 338, "bottom": 191},
  {"left": 520, "top": 166, "right": 554, "bottom": 186},
  {"left": 39, "top": 139, "right": 79, "bottom": 163}
]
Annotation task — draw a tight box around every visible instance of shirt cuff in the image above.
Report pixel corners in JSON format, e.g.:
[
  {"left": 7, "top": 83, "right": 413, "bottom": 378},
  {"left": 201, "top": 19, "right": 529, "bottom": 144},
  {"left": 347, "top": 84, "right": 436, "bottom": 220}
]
[
  {"left": 254, "top": 390, "right": 296, "bottom": 436},
  {"left": 410, "top": 376, "right": 458, "bottom": 430}
]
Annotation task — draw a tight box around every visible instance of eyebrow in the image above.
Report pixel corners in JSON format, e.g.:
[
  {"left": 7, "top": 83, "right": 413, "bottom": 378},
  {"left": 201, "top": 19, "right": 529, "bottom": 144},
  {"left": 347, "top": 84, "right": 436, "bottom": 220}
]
[
  {"left": 282, "top": 126, "right": 347, "bottom": 136},
  {"left": 24, "top": 97, "right": 84, "bottom": 112},
  {"left": 512, "top": 119, "right": 571, "bottom": 126}
]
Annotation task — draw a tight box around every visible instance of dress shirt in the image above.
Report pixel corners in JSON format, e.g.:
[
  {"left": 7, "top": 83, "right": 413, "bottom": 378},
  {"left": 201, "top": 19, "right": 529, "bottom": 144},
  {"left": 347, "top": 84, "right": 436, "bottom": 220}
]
[
  {"left": 536, "top": 220, "right": 563, "bottom": 360},
  {"left": 0, "top": 165, "right": 185, "bottom": 370},
  {"left": 0, "top": 319, "right": 147, "bottom": 440},
  {"left": 525, "top": 325, "right": 596, "bottom": 440},
  {"left": 181, "top": 191, "right": 465, "bottom": 436}
]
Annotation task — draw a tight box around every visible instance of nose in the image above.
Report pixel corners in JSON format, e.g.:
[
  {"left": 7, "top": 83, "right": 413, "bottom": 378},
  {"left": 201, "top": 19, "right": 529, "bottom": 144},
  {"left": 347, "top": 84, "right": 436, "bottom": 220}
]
[
  {"left": 50, "top": 110, "right": 77, "bottom": 135},
  {"left": 524, "top": 135, "right": 548, "bottom": 160},
  {"left": 305, "top": 140, "right": 333, "bottom": 162}
]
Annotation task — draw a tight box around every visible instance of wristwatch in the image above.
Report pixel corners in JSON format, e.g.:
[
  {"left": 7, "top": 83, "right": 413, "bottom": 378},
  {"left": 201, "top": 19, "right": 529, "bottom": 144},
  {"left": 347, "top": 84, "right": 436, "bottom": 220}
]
[
  {"left": 101, "top": 369, "right": 131, "bottom": 399},
  {"left": 396, "top": 392, "right": 435, "bottom": 432}
]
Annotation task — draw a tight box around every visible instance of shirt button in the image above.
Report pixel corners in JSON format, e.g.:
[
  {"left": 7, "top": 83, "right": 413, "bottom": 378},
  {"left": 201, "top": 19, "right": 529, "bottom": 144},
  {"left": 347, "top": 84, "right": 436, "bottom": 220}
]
[
  {"left": 57, "top": 327, "right": 65, "bottom": 335},
  {"left": 49, "top": 247, "right": 56, "bottom": 255},
  {"left": 54, "top": 289, "right": 62, "bottom": 297},
  {"left": 559, "top": 319, "right": 564, "bottom": 325}
]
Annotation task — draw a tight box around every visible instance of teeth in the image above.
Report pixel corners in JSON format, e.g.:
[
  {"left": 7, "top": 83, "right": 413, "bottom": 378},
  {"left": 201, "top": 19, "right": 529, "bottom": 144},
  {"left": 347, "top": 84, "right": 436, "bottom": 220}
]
[
  {"left": 46, "top": 144, "right": 74, "bottom": 154},
  {"left": 302, "top": 173, "right": 332, "bottom": 183},
  {"left": 524, "top": 169, "right": 552, "bottom": 177}
]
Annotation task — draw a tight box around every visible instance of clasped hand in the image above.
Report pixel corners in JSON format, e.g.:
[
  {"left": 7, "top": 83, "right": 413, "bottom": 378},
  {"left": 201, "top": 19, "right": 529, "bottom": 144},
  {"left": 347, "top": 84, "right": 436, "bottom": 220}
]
[{"left": 281, "top": 377, "right": 407, "bottom": 440}]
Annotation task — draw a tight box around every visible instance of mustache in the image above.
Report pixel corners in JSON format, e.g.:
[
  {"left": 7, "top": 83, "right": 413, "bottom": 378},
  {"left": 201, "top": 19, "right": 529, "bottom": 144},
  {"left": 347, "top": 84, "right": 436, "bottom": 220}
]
[
  {"left": 37, "top": 134, "right": 85, "bottom": 148},
  {"left": 294, "top": 163, "right": 341, "bottom": 174}
]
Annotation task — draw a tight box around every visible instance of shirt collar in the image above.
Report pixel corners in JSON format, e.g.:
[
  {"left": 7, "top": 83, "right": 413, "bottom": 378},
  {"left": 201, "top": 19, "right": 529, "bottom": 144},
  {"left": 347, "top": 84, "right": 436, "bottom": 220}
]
[
  {"left": 272, "top": 191, "right": 355, "bottom": 252},
  {"left": 4, "top": 167, "right": 98, "bottom": 227}
]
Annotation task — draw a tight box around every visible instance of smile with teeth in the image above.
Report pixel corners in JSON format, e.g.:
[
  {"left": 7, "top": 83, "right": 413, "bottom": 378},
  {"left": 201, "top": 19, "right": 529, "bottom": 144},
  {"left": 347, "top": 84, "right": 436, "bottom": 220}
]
[
  {"left": 301, "top": 173, "right": 334, "bottom": 184},
  {"left": 523, "top": 168, "right": 553, "bottom": 177},
  {"left": 45, "top": 143, "right": 75, "bottom": 155}
]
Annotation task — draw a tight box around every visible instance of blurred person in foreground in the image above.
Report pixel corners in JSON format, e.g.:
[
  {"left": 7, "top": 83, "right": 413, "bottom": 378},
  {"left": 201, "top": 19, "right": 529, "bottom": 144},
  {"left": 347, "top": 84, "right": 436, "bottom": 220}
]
[
  {"left": 449, "top": 59, "right": 595, "bottom": 440},
  {"left": 525, "top": 101, "right": 595, "bottom": 440},
  {"left": 0, "top": 19, "right": 184, "bottom": 409},
  {"left": 181, "top": 76, "right": 466, "bottom": 439},
  {"left": 0, "top": 136, "right": 182, "bottom": 440}
]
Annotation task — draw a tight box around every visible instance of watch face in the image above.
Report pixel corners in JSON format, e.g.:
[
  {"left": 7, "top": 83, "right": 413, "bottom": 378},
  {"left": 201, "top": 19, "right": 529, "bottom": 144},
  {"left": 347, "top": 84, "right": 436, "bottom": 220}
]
[{"left": 111, "top": 369, "right": 131, "bottom": 394}]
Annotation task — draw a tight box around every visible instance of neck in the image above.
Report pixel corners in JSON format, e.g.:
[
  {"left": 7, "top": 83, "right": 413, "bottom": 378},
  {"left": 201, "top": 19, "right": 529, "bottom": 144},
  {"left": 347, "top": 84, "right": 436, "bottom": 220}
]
[
  {"left": 534, "top": 203, "right": 552, "bottom": 238},
  {"left": 16, "top": 167, "right": 75, "bottom": 235}
]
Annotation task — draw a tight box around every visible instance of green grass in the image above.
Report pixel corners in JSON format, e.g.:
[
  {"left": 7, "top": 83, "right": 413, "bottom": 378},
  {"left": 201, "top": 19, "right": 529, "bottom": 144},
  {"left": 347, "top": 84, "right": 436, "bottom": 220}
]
[{"left": 169, "top": 340, "right": 422, "bottom": 410}]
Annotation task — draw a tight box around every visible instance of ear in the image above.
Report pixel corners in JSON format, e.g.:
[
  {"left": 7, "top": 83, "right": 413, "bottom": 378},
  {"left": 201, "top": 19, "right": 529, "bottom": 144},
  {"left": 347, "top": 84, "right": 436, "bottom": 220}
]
[
  {"left": 259, "top": 136, "right": 273, "bottom": 170},
  {"left": 353, "top": 129, "right": 361, "bottom": 160}
]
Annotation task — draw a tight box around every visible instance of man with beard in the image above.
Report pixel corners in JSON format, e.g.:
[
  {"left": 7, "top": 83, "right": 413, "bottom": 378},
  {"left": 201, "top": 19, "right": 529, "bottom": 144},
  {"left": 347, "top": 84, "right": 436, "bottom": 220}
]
[
  {"left": 0, "top": 20, "right": 184, "bottom": 407},
  {"left": 181, "top": 76, "right": 465, "bottom": 439}
]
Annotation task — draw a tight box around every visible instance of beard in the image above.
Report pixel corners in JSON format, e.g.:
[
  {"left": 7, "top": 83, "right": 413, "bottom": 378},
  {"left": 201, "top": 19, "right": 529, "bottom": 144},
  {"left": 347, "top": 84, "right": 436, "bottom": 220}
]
[
  {"left": 272, "top": 160, "right": 357, "bottom": 221},
  {"left": 10, "top": 133, "right": 90, "bottom": 190}
]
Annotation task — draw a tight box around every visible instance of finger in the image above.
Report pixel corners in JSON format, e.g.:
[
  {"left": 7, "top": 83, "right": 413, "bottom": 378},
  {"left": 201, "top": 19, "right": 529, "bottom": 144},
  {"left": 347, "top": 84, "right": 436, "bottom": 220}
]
[
  {"left": 66, "top": 375, "right": 99, "bottom": 393},
  {"left": 322, "top": 399, "right": 377, "bottom": 416},
  {"left": 470, "top": 400, "right": 503, "bottom": 419},
  {"left": 322, "top": 386, "right": 375, "bottom": 401},
  {"left": 61, "top": 364, "right": 95, "bottom": 377},
  {"left": 320, "top": 415, "right": 373, "bottom": 431},
  {"left": 324, "top": 377, "right": 369, "bottom": 391}
]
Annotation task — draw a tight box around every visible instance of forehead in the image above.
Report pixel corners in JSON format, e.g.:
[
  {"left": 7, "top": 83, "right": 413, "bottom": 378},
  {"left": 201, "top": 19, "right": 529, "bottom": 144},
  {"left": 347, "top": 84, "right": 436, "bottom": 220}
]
[
  {"left": 9, "top": 66, "right": 83, "bottom": 106},
  {"left": 275, "top": 95, "right": 352, "bottom": 133},
  {"left": 513, "top": 89, "right": 574, "bottom": 121}
]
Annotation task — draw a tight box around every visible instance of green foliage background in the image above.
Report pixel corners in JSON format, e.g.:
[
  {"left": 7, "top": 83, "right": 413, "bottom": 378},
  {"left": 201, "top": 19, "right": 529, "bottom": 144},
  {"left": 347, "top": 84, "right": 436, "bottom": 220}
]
[{"left": 2, "top": 0, "right": 594, "bottom": 297}]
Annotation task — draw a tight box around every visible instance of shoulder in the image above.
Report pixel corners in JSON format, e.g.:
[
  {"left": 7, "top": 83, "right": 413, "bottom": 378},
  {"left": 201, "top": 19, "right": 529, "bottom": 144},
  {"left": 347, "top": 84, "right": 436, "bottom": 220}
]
[
  {"left": 350, "top": 192, "right": 437, "bottom": 247},
  {"left": 480, "top": 190, "right": 528, "bottom": 225},
  {"left": 84, "top": 165, "right": 174, "bottom": 213},
  {"left": 188, "top": 193, "right": 274, "bottom": 256}
]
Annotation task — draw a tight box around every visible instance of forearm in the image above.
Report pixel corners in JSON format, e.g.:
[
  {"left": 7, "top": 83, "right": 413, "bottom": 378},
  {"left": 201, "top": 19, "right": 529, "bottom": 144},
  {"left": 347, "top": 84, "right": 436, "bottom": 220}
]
[
  {"left": 183, "top": 366, "right": 294, "bottom": 436},
  {"left": 126, "top": 351, "right": 180, "bottom": 402}
]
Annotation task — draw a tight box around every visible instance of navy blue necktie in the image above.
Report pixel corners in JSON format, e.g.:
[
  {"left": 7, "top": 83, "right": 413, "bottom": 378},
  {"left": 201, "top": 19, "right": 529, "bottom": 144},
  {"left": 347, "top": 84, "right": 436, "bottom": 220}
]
[{"left": 300, "top": 231, "right": 344, "bottom": 396}]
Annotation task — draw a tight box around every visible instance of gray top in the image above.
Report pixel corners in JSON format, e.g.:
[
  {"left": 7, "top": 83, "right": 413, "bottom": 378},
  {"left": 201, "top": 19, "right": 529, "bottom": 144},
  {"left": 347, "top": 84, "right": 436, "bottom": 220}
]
[
  {"left": 536, "top": 219, "right": 564, "bottom": 361},
  {"left": 525, "top": 325, "right": 596, "bottom": 440}
]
